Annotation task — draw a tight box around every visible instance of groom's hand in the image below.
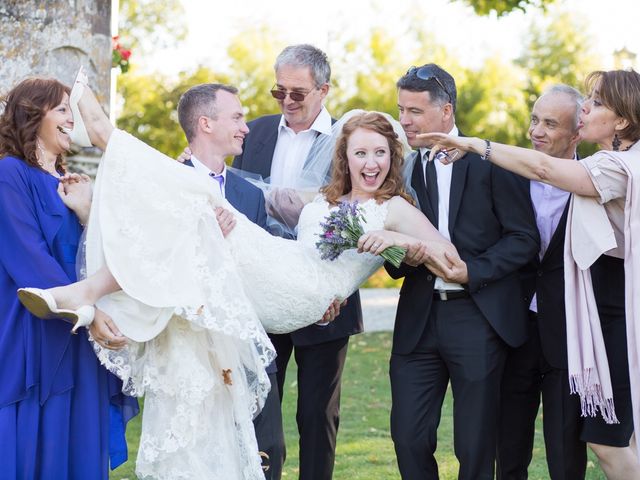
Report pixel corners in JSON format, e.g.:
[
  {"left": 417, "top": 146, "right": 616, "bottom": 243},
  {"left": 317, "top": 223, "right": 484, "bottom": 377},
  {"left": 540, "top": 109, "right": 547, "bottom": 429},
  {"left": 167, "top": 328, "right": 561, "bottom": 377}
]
[
  {"left": 176, "top": 146, "right": 192, "bottom": 163},
  {"left": 215, "top": 207, "right": 236, "bottom": 237},
  {"left": 316, "top": 299, "right": 345, "bottom": 325},
  {"left": 403, "top": 241, "right": 431, "bottom": 266}
]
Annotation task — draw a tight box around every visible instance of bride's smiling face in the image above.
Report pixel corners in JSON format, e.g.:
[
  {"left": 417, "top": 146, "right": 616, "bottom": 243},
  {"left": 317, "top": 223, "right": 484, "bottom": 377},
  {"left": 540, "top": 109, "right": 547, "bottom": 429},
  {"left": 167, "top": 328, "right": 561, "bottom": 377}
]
[{"left": 347, "top": 127, "right": 391, "bottom": 201}]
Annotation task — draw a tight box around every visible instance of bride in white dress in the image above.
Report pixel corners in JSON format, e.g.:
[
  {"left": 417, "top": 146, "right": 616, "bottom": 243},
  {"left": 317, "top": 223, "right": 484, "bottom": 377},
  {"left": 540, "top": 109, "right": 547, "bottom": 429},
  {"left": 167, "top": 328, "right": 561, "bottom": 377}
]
[{"left": 18, "top": 74, "right": 459, "bottom": 479}]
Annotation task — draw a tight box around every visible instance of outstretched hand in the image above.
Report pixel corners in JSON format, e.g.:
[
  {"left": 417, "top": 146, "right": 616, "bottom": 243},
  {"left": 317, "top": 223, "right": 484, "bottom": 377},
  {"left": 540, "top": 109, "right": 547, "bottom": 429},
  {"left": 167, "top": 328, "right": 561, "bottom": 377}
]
[{"left": 416, "top": 133, "right": 474, "bottom": 165}]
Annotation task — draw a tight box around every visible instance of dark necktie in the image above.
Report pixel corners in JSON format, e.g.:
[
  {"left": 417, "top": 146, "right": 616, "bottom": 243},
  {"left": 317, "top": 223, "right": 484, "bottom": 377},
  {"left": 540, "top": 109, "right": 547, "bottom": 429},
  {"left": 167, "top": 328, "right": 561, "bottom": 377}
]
[{"left": 424, "top": 153, "right": 439, "bottom": 225}]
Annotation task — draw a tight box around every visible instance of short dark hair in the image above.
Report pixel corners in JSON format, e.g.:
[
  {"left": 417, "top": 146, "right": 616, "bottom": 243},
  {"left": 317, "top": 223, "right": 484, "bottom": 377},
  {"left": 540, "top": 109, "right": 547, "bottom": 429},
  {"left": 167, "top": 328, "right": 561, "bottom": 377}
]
[
  {"left": 177, "top": 83, "right": 238, "bottom": 142},
  {"left": 396, "top": 63, "right": 457, "bottom": 113}
]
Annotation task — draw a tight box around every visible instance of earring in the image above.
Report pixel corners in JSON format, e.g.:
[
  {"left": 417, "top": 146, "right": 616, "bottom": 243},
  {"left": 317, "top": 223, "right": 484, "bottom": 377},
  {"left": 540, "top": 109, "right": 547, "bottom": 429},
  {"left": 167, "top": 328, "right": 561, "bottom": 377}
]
[{"left": 612, "top": 133, "right": 621, "bottom": 151}]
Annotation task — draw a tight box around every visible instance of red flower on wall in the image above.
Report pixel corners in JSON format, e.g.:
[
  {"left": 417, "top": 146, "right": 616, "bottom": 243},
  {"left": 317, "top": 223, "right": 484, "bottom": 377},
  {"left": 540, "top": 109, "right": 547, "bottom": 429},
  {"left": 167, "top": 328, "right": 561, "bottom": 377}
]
[{"left": 112, "top": 36, "right": 132, "bottom": 74}]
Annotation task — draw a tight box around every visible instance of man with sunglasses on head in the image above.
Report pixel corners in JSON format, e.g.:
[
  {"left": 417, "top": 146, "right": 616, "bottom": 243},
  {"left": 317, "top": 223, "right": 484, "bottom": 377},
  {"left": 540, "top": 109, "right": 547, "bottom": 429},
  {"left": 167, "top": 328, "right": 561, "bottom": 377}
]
[
  {"left": 386, "top": 63, "right": 539, "bottom": 479},
  {"left": 233, "top": 44, "right": 363, "bottom": 480}
]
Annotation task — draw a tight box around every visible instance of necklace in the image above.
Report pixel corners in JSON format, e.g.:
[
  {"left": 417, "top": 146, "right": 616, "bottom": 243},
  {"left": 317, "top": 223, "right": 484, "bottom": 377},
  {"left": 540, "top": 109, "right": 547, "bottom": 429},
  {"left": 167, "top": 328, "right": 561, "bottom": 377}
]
[
  {"left": 622, "top": 140, "right": 638, "bottom": 152},
  {"left": 35, "top": 140, "right": 55, "bottom": 171}
]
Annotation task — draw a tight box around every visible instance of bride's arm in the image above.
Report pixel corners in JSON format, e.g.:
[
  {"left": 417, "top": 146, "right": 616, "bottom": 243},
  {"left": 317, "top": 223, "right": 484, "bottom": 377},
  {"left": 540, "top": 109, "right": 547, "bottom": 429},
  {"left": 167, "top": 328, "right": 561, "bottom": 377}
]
[{"left": 358, "top": 196, "right": 462, "bottom": 275}]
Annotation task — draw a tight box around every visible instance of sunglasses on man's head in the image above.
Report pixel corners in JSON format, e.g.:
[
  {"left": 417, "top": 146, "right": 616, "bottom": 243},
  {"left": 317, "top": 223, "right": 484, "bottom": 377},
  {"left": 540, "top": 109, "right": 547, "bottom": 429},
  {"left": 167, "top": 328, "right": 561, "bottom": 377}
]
[
  {"left": 406, "top": 66, "right": 452, "bottom": 102},
  {"left": 270, "top": 86, "right": 313, "bottom": 102}
]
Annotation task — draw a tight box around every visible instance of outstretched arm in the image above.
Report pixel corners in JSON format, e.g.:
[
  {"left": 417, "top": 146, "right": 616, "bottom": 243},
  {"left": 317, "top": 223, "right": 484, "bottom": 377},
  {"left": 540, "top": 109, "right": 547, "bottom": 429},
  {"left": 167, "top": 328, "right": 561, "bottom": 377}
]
[
  {"left": 358, "top": 196, "right": 462, "bottom": 278},
  {"left": 419, "top": 133, "right": 599, "bottom": 197}
]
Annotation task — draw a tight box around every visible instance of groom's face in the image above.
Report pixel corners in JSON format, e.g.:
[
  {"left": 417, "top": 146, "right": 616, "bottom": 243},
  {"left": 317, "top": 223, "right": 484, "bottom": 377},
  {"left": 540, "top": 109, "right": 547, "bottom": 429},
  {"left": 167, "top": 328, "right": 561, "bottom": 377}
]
[{"left": 209, "top": 91, "right": 250, "bottom": 157}]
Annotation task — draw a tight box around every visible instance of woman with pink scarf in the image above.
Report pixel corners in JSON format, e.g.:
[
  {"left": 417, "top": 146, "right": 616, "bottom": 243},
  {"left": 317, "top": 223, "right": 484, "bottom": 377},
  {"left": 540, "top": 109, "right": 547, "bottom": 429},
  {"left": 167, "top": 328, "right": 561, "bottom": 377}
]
[{"left": 421, "top": 69, "right": 640, "bottom": 480}]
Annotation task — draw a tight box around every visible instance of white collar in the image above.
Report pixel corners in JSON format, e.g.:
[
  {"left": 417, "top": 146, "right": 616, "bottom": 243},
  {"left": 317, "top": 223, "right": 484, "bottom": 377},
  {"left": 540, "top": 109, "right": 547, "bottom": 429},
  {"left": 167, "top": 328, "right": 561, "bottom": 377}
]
[
  {"left": 278, "top": 106, "right": 332, "bottom": 136},
  {"left": 191, "top": 154, "right": 227, "bottom": 180}
]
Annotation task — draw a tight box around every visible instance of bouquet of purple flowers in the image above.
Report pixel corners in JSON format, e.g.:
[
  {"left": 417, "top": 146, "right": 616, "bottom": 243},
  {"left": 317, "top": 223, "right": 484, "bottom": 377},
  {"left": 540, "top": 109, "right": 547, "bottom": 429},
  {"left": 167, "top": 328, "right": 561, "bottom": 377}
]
[{"left": 315, "top": 200, "right": 406, "bottom": 268}]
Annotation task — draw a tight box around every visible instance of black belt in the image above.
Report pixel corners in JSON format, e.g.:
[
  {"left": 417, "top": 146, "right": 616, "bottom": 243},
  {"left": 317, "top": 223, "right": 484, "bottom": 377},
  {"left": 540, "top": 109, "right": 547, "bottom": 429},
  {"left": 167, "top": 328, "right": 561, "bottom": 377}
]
[{"left": 433, "top": 290, "right": 470, "bottom": 301}]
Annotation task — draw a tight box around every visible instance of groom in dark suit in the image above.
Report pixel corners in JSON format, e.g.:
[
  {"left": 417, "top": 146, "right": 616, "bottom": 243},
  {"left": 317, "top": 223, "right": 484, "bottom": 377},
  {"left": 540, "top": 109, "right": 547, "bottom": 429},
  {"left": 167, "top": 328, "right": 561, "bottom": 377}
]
[
  {"left": 233, "top": 44, "right": 363, "bottom": 480},
  {"left": 387, "top": 64, "right": 539, "bottom": 479},
  {"left": 496, "top": 85, "right": 587, "bottom": 479},
  {"left": 176, "top": 83, "right": 285, "bottom": 478}
]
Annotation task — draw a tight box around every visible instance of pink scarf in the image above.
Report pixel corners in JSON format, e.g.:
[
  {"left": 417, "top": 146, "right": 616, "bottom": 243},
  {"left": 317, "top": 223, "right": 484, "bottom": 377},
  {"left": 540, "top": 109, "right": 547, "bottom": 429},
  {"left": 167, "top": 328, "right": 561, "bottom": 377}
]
[{"left": 564, "top": 149, "right": 640, "bottom": 456}]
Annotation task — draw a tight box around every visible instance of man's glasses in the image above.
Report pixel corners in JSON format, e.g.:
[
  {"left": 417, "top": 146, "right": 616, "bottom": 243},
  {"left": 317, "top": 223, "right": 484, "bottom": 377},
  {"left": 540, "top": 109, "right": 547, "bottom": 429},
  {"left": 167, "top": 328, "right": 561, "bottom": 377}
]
[
  {"left": 406, "top": 66, "right": 452, "bottom": 103},
  {"left": 270, "top": 86, "right": 313, "bottom": 102}
]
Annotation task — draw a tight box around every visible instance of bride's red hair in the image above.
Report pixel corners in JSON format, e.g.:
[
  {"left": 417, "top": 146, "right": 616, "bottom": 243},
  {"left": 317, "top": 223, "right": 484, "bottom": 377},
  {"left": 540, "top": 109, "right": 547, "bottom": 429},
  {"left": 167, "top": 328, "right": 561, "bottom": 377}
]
[{"left": 321, "top": 112, "right": 413, "bottom": 205}]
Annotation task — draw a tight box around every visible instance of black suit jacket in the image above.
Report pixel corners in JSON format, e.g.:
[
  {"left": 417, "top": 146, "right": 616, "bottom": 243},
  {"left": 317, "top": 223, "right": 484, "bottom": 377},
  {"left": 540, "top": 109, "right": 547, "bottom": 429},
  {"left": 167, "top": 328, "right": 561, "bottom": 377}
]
[
  {"left": 520, "top": 199, "right": 570, "bottom": 368},
  {"left": 387, "top": 149, "right": 540, "bottom": 355},
  {"left": 233, "top": 114, "right": 363, "bottom": 346},
  {"left": 520, "top": 189, "right": 625, "bottom": 369},
  {"left": 183, "top": 160, "right": 267, "bottom": 228}
]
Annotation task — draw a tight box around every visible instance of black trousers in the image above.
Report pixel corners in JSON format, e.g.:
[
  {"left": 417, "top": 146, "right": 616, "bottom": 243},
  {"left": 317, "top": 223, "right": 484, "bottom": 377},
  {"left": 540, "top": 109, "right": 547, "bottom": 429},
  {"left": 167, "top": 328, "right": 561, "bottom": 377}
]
[
  {"left": 254, "top": 372, "right": 286, "bottom": 480},
  {"left": 270, "top": 334, "right": 349, "bottom": 480},
  {"left": 496, "top": 314, "right": 586, "bottom": 480},
  {"left": 390, "top": 298, "right": 507, "bottom": 480}
]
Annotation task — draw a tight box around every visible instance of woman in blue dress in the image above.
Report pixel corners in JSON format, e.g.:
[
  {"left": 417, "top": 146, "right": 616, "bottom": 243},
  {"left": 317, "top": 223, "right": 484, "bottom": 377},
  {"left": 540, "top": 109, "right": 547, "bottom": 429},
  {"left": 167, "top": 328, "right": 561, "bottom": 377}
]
[{"left": 0, "top": 77, "right": 138, "bottom": 479}]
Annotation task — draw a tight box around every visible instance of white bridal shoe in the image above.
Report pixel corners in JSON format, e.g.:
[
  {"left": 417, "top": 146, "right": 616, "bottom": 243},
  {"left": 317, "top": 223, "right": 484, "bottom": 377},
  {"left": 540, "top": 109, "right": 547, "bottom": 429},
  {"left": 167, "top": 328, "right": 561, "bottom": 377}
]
[
  {"left": 68, "top": 66, "right": 92, "bottom": 148},
  {"left": 17, "top": 287, "right": 95, "bottom": 333}
]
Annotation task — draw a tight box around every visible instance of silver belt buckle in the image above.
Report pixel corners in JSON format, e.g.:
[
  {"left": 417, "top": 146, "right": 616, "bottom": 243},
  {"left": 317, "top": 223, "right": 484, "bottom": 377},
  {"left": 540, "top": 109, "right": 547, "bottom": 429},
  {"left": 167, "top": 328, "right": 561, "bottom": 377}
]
[{"left": 438, "top": 290, "right": 448, "bottom": 301}]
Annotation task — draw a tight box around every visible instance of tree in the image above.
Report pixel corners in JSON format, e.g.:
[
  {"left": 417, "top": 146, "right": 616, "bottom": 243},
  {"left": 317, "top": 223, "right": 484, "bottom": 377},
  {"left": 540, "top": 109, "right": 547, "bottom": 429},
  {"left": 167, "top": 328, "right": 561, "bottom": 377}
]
[
  {"left": 118, "top": 0, "right": 187, "bottom": 52},
  {"left": 116, "top": 66, "right": 232, "bottom": 159},
  {"left": 225, "top": 26, "right": 286, "bottom": 120},
  {"left": 517, "top": 9, "right": 601, "bottom": 102},
  {"left": 461, "top": 0, "right": 556, "bottom": 17},
  {"left": 457, "top": 57, "right": 530, "bottom": 146}
]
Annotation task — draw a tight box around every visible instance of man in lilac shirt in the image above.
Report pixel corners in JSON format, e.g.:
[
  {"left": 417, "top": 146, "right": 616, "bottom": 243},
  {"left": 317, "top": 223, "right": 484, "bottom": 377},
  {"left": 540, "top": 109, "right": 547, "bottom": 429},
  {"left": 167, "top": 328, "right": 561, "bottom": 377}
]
[{"left": 496, "top": 85, "right": 586, "bottom": 479}]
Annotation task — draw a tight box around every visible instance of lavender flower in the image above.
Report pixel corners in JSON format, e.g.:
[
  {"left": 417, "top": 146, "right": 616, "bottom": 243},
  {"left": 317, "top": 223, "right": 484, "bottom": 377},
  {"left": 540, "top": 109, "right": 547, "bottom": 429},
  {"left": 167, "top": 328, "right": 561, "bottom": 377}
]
[{"left": 315, "top": 200, "right": 406, "bottom": 268}]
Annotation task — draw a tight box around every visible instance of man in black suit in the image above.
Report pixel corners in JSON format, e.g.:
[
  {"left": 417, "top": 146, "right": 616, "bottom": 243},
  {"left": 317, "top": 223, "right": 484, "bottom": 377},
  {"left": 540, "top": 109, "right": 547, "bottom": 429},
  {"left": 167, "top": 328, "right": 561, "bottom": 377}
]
[
  {"left": 233, "top": 44, "right": 363, "bottom": 480},
  {"left": 496, "top": 85, "right": 587, "bottom": 479},
  {"left": 387, "top": 64, "right": 539, "bottom": 479},
  {"left": 176, "top": 83, "right": 285, "bottom": 479}
]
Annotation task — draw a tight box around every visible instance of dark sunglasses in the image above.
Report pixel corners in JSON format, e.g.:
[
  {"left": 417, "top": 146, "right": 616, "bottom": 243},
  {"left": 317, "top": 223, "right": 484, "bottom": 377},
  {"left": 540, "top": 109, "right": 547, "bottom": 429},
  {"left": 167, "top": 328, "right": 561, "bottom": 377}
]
[
  {"left": 406, "top": 66, "right": 452, "bottom": 102},
  {"left": 270, "top": 86, "right": 313, "bottom": 102}
]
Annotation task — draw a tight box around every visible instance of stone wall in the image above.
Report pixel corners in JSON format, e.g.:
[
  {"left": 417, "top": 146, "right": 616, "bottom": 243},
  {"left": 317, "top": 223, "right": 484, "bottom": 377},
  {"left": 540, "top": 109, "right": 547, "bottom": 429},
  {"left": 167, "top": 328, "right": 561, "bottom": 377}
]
[{"left": 0, "top": 0, "right": 112, "bottom": 174}]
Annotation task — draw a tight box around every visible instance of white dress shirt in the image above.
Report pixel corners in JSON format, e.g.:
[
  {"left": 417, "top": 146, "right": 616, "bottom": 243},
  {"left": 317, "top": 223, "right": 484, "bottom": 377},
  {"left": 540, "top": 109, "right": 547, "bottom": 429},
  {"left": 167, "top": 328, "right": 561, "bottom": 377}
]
[
  {"left": 420, "top": 125, "right": 464, "bottom": 291},
  {"left": 190, "top": 154, "right": 227, "bottom": 198},
  {"left": 269, "top": 107, "right": 332, "bottom": 187}
]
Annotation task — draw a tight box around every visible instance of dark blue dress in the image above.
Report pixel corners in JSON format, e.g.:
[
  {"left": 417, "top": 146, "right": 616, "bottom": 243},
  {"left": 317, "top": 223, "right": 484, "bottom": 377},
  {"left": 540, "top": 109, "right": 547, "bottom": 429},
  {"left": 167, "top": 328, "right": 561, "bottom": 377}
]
[{"left": 0, "top": 156, "right": 138, "bottom": 479}]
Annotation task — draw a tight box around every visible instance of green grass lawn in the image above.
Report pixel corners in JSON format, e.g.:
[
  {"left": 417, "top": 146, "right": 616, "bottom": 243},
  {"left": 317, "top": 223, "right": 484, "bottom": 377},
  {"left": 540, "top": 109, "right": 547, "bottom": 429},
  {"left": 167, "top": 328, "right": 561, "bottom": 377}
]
[{"left": 110, "top": 331, "right": 606, "bottom": 479}]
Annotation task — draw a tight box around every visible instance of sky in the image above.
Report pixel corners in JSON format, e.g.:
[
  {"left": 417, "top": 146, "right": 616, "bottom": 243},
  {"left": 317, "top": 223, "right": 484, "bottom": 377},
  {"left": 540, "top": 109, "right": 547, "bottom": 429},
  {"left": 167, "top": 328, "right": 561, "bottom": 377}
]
[{"left": 137, "top": 0, "right": 640, "bottom": 77}]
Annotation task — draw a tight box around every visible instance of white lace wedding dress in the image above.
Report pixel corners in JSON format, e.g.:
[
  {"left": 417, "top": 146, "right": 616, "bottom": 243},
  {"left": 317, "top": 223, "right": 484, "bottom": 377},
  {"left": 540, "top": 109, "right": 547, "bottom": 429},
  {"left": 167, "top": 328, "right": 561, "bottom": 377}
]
[{"left": 86, "top": 130, "right": 388, "bottom": 479}]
